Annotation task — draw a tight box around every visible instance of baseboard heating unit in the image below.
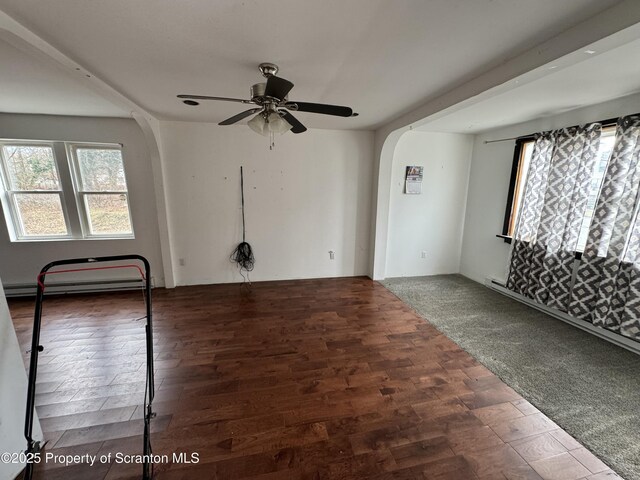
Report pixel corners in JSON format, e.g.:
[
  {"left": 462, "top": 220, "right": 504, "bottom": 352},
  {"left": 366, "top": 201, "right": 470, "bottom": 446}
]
[
  {"left": 3, "top": 277, "right": 154, "bottom": 297},
  {"left": 485, "top": 278, "right": 640, "bottom": 356}
]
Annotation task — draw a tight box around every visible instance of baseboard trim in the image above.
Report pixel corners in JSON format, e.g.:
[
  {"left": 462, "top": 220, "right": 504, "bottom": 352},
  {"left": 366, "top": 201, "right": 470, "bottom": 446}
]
[
  {"left": 3, "top": 278, "right": 153, "bottom": 297},
  {"left": 485, "top": 278, "right": 640, "bottom": 356}
]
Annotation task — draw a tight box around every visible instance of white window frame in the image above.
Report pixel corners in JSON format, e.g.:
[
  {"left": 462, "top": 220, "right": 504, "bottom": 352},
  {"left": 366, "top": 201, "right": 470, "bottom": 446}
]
[
  {"left": 0, "top": 141, "right": 73, "bottom": 241},
  {"left": 67, "top": 143, "right": 135, "bottom": 239},
  {"left": 0, "top": 139, "right": 135, "bottom": 242}
]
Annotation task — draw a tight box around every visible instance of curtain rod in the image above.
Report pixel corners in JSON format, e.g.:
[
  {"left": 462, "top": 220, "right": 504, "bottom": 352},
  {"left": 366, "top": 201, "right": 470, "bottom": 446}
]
[
  {"left": 483, "top": 116, "right": 622, "bottom": 145},
  {"left": 484, "top": 136, "right": 526, "bottom": 144}
]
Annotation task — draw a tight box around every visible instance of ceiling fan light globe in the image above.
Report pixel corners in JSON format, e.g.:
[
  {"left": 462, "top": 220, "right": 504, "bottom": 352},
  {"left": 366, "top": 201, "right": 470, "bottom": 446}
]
[
  {"left": 269, "top": 112, "right": 291, "bottom": 135},
  {"left": 248, "top": 113, "right": 269, "bottom": 136}
]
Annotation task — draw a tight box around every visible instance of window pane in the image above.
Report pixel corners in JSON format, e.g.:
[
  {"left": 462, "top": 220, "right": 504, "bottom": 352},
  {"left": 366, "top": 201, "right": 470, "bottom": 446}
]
[
  {"left": 2, "top": 145, "right": 60, "bottom": 191},
  {"left": 509, "top": 141, "right": 534, "bottom": 236},
  {"left": 14, "top": 193, "right": 67, "bottom": 236},
  {"left": 77, "top": 148, "right": 127, "bottom": 191},
  {"left": 575, "top": 131, "right": 616, "bottom": 252},
  {"left": 85, "top": 194, "right": 132, "bottom": 235}
]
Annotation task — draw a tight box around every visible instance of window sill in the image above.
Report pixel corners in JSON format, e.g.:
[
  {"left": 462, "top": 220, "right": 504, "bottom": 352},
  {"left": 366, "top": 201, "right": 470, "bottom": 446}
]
[
  {"left": 496, "top": 234, "right": 512, "bottom": 244},
  {"left": 11, "top": 236, "right": 135, "bottom": 243}
]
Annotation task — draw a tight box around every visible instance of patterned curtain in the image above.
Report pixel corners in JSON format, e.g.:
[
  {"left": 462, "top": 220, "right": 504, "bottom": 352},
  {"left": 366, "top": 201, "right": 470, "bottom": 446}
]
[
  {"left": 507, "top": 124, "right": 602, "bottom": 311},
  {"left": 569, "top": 115, "right": 640, "bottom": 340}
]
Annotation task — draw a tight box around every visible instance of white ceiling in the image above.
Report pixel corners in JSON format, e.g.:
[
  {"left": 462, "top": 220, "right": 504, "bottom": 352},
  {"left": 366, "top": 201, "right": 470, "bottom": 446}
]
[
  {"left": 0, "top": 0, "right": 625, "bottom": 130},
  {"left": 419, "top": 37, "right": 640, "bottom": 134}
]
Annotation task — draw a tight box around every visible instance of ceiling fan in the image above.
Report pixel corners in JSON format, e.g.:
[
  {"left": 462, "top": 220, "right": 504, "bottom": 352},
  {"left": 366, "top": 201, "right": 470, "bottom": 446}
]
[{"left": 177, "top": 62, "right": 358, "bottom": 137}]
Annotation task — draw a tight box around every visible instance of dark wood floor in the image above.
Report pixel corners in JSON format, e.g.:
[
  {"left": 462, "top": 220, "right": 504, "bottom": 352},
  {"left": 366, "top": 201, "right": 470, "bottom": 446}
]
[{"left": 8, "top": 277, "right": 619, "bottom": 480}]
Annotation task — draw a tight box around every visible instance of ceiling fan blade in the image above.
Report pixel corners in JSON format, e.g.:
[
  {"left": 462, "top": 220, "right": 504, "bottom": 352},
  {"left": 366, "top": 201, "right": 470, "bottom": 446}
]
[
  {"left": 219, "top": 108, "right": 261, "bottom": 126},
  {"left": 280, "top": 111, "right": 307, "bottom": 134},
  {"left": 178, "top": 94, "right": 252, "bottom": 104},
  {"left": 264, "top": 76, "right": 294, "bottom": 100},
  {"left": 287, "top": 101, "right": 353, "bottom": 117}
]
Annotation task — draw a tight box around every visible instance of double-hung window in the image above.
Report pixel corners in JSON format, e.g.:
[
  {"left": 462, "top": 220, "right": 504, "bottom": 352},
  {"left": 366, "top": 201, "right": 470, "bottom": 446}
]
[
  {"left": 0, "top": 143, "right": 69, "bottom": 239},
  {"left": 0, "top": 141, "right": 134, "bottom": 241},
  {"left": 69, "top": 145, "right": 133, "bottom": 237}
]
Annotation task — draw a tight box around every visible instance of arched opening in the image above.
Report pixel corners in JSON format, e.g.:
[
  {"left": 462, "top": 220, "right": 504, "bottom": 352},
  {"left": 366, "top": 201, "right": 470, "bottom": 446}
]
[{"left": 372, "top": 128, "right": 474, "bottom": 280}]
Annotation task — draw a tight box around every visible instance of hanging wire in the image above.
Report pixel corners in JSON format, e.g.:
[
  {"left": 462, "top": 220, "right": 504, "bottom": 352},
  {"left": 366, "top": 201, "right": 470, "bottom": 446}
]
[{"left": 230, "top": 166, "right": 255, "bottom": 286}]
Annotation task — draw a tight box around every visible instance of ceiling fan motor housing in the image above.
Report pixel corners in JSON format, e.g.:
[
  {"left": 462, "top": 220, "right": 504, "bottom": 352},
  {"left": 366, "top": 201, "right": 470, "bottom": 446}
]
[
  {"left": 251, "top": 83, "right": 288, "bottom": 104},
  {"left": 250, "top": 82, "right": 266, "bottom": 100}
]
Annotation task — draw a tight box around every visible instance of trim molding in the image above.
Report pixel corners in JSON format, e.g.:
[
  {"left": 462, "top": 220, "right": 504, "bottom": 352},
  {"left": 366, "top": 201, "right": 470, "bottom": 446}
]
[
  {"left": 3, "top": 278, "right": 152, "bottom": 297},
  {"left": 485, "top": 277, "right": 640, "bottom": 356}
]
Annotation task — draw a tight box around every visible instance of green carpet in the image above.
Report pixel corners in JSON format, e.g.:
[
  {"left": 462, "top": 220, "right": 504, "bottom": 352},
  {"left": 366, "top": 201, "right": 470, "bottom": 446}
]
[{"left": 382, "top": 274, "right": 640, "bottom": 480}]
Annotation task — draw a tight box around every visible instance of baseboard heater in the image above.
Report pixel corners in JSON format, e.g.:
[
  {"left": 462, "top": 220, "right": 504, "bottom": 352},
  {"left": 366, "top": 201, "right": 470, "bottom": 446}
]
[
  {"left": 485, "top": 278, "right": 640, "bottom": 356},
  {"left": 4, "top": 277, "right": 153, "bottom": 297}
]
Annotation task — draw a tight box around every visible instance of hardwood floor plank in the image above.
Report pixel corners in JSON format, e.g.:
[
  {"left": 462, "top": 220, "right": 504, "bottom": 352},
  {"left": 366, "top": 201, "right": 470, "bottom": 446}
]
[
  {"left": 463, "top": 444, "right": 528, "bottom": 477},
  {"left": 509, "top": 432, "right": 568, "bottom": 463},
  {"left": 472, "top": 402, "right": 524, "bottom": 427},
  {"left": 529, "top": 452, "right": 591, "bottom": 480},
  {"left": 491, "top": 413, "right": 558, "bottom": 443},
  {"left": 569, "top": 448, "right": 610, "bottom": 474},
  {"left": 389, "top": 436, "right": 455, "bottom": 469},
  {"left": 39, "top": 406, "right": 136, "bottom": 432},
  {"left": 36, "top": 397, "right": 108, "bottom": 419},
  {"left": 54, "top": 415, "right": 172, "bottom": 448}
]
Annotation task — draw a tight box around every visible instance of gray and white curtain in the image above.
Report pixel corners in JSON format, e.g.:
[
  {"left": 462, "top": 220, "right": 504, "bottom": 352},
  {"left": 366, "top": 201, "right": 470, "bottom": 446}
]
[
  {"left": 569, "top": 115, "right": 640, "bottom": 340},
  {"left": 507, "top": 124, "right": 602, "bottom": 311}
]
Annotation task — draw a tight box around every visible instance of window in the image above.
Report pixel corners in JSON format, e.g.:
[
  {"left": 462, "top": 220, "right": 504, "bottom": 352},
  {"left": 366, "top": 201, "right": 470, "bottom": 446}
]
[
  {"left": 0, "top": 144, "right": 69, "bottom": 238},
  {"left": 502, "top": 140, "right": 534, "bottom": 239},
  {"left": 576, "top": 129, "right": 615, "bottom": 251},
  {"left": 501, "top": 126, "right": 615, "bottom": 253},
  {"left": 69, "top": 145, "right": 133, "bottom": 237},
  {"left": 0, "top": 141, "right": 133, "bottom": 241}
]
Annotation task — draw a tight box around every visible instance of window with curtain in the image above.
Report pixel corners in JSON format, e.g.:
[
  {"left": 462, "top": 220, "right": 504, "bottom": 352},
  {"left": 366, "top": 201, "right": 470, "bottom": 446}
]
[
  {"left": 507, "top": 115, "right": 640, "bottom": 341},
  {"left": 569, "top": 115, "right": 640, "bottom": 340},
  {"left": 502, "top": 128, "right": 616, "bottom": 251},
  {"left": 506, "top": 124, "right": 603, "bottom": 311}
]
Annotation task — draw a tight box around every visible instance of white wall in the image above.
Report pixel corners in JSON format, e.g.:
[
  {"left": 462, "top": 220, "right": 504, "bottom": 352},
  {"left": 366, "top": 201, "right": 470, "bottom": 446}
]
[
  {"left": 385, "top": 131, "right": 473, "bottom": 278},
  {"left": 460, "top": 91, "right": 640, "bottom": 284},
  {"left": 159, "top": 122, "right": 374, "bottom": 285},
  {"left": 0, "top": 278, "right": 43, "bottom": 480},
  {"left": 0, "top": 113, "right": 165, "bottom": 287}
]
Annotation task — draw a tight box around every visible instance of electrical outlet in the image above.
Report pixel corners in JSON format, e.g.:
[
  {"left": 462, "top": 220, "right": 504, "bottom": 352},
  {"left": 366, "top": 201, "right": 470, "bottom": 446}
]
[
  {"left": 329, "top": 250, "right": 335, "bottom": 260},
  {"left": 421, "top": 251, "right": 427, "bottom": 259},
  {"left": 179, "top": 258, "right": 185, "bottom": 266}
]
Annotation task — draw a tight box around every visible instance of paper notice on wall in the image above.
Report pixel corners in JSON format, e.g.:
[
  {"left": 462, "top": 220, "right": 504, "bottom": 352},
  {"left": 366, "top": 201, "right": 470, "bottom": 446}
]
[{"left": 405, "top": 166, "right": 423, "bottom": 194}]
